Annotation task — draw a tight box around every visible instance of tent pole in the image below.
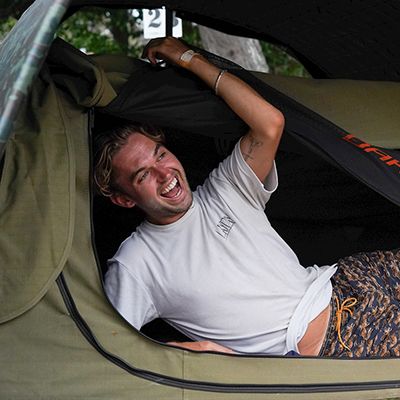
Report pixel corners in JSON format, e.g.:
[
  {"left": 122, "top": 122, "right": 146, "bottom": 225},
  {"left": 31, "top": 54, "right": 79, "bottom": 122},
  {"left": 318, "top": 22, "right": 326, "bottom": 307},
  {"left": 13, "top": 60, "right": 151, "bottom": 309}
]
[{"left": 165, "top": 8, "right": 173, "bottom": 36}]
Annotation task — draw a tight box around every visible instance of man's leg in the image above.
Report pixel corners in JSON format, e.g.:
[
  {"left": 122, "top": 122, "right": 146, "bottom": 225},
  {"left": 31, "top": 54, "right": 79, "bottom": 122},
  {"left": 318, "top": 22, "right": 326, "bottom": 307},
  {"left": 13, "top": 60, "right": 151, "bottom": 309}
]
[{"left": 319, "top": 249, "right": 400, "bottom": 358}]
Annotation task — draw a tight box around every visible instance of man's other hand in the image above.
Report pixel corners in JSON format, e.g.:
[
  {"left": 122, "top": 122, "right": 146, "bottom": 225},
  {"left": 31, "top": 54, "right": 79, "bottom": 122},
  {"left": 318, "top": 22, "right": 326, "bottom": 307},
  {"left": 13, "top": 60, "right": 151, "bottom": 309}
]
[{"left": 167, "top": 340, "right": 235, "bottom": 353}]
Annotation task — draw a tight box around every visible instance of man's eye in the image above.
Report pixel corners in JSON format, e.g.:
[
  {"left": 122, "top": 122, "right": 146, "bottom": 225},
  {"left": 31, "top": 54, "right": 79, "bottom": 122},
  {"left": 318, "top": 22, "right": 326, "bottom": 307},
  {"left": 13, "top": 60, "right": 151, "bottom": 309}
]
[
  {"left": 158, "top": 152, "right": 166, "bottom": 161},
  {"left": 139, "top": 171, "right": 149, "bottom": 182}
]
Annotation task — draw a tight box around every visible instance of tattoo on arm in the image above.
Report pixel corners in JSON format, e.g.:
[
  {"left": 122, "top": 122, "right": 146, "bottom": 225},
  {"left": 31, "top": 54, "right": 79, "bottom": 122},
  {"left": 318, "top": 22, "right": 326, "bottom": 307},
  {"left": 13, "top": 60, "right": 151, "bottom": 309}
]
[{"left": 243, "top": 136, "right": 263, "bottom": 161}]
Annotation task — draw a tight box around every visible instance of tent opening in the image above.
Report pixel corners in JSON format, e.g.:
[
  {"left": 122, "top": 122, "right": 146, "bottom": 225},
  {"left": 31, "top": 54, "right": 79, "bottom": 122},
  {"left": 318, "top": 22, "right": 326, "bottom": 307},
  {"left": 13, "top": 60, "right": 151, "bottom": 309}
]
[{"left": 92, "top": 110, "right": 400, "bottom": 345}]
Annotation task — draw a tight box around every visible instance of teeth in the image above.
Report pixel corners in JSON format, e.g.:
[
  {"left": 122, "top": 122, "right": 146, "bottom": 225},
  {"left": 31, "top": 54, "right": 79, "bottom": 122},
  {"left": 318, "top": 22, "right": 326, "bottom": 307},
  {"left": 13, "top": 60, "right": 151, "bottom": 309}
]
[{"left": 162, "top": 177, "right": 177, "bottom": 194}]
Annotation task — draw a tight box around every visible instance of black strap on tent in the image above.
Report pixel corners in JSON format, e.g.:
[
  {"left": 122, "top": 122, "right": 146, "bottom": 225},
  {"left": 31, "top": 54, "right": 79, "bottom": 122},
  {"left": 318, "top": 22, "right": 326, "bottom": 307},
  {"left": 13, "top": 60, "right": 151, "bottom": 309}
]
[
  {"left": 100, "top": 51, "right": 400, "bottom": 208},
  {"left": 232, "top": 68, "right": 400, "bottom": 208}
]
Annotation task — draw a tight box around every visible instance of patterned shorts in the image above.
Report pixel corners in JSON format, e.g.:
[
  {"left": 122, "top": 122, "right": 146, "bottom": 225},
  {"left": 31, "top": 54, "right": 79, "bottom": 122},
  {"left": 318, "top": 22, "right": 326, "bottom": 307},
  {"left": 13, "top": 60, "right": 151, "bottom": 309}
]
[{"left": 319, "top": 249, "right": 400, "bottom": 358}]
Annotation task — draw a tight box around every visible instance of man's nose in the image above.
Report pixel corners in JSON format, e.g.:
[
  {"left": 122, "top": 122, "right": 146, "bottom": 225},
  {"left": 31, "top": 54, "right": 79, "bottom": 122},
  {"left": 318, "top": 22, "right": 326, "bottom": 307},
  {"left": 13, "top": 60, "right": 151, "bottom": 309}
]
[{"left": 155, "top": 165, "right": 171, "bottom": 181}]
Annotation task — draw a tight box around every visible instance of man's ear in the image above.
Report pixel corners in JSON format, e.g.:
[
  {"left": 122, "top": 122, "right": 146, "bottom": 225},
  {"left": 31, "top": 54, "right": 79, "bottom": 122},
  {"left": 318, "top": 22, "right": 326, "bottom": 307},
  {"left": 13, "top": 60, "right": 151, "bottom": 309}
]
[{"left": 110, "top": 192, "right": 136, "bottom": 208}]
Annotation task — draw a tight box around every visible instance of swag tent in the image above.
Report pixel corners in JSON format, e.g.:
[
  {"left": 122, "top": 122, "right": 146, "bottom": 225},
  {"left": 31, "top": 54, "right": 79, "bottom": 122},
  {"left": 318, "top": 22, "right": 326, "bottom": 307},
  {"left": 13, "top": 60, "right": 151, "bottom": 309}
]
[{"left": 1, "top": 0, "right": 400, "bottom": 398}]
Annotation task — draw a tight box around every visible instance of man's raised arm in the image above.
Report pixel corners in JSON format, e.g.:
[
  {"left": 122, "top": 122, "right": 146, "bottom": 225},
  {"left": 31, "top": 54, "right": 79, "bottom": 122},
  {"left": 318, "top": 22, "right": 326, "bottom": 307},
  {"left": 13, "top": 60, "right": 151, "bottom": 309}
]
[{"left": 143, "top": 37, "right": 285, "bottom": 183}]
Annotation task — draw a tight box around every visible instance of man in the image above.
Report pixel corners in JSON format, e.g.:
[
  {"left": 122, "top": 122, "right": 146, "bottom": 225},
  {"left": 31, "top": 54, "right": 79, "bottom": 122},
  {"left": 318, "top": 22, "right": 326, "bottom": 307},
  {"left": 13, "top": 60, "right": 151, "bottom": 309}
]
[{"left": 95, "top": 37, "right": 400, "bottom": 357}]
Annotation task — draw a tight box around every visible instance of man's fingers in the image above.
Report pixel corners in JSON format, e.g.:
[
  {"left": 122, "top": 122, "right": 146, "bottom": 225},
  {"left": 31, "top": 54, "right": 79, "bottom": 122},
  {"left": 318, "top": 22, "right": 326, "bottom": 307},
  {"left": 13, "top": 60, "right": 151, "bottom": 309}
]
[
  {"left": 142, "top": 39, "right": 158, "bottom": 61},
  {"left": 207, "top": 343, "right": 235, "bottom": 353},
  {"left": 167, "top": 340, "right": 235, "bottom": 353},
  {"left": 142, "top": 37, "right": 190, "bottom": 66},
  {"left": 145, "top": 49, "right": 158, "bottom": 64}
]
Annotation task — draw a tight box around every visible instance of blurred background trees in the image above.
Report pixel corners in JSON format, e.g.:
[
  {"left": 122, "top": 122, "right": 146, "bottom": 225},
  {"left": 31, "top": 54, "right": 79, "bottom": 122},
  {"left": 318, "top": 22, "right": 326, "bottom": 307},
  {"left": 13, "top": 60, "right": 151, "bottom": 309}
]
[{"left": 0, "top": 6, "right": 309, "bottom": 77}]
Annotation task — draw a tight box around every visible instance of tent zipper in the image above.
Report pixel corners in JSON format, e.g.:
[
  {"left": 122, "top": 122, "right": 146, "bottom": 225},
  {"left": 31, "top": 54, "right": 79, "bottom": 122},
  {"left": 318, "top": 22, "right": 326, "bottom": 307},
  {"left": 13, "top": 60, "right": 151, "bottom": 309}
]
[{"left": 56, "top": 271, "right": 400, "bottom": 394}]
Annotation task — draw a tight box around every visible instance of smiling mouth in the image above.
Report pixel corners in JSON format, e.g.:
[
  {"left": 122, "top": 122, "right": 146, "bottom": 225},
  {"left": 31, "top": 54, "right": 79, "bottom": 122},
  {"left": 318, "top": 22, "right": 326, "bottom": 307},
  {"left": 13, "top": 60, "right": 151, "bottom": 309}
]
[{"left": 161, "top": 176, "right": 182, "bottom": 199}]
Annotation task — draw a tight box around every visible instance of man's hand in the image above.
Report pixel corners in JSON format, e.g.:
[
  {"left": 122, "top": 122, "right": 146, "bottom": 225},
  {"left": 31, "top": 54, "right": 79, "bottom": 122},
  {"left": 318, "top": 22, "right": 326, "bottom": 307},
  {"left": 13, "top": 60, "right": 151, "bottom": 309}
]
[
  {"left": 167, "top": 340, "right": 235, "bottom": 353},
  {"left": 142, "top": 37, "right": 191, "bottom": 67}
]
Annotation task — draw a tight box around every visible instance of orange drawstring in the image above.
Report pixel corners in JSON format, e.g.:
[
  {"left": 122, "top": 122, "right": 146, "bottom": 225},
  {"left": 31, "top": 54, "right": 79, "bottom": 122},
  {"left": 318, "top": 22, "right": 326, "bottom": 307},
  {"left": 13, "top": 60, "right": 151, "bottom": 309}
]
[{"left": 335, "top": 297, "right": 358, "bottom": 351}]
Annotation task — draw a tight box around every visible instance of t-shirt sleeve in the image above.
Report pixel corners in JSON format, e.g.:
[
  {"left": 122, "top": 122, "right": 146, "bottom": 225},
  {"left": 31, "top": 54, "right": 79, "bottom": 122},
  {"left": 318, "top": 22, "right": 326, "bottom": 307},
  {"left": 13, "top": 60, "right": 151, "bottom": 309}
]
[
  {"left": 104, "top": 260, "right": 158, "bottom": 330},
  {"left": 210, "top": 138, "right": 278, "bottom": 209}
]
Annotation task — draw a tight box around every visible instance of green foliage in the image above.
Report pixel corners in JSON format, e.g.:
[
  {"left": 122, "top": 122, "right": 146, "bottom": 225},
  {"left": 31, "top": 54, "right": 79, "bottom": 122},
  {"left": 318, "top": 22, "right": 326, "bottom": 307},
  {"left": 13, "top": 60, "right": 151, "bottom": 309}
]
[
  {"left": 58, "top": 8, "right": 308, "bottom": 77},
  {"left": 2, "top": 7, "right": 309, "bottom": 77},
  {"left": 58, "top": 7, "right": 142, "bottom": 57},
  {"left": 0, "top": 16, "right": 17, "bottom": 42},
  {"left": 182, "top": 20, "right": 202, "bottom": 48},
  {"left": 260, "top": 41, "right": 309, "bottom": 77}
]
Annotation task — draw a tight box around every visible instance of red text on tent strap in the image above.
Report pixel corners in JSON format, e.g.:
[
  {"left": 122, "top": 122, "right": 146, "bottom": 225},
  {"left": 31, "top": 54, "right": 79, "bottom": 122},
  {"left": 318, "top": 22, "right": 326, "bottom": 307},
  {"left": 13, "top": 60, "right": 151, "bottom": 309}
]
[{"left": 342, "top": 134, "right": 400, "bottom": 172}]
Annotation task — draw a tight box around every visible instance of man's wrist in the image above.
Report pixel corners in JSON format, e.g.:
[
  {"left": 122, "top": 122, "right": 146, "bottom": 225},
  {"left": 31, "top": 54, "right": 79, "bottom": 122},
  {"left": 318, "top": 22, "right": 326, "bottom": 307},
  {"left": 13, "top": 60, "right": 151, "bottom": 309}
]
[
  {"left": 178, "top": 49, "right": 201, "bottom": 69},
  {"left": 183, "top": 54, "right": 221, "bottom": 90}
]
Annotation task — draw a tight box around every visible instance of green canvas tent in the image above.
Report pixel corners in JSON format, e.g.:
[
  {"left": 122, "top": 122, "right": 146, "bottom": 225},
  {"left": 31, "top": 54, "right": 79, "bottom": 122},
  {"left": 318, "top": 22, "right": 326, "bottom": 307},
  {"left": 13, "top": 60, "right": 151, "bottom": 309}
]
[{"left": 1, "top": 0, "right": 400, "bottom": 399}]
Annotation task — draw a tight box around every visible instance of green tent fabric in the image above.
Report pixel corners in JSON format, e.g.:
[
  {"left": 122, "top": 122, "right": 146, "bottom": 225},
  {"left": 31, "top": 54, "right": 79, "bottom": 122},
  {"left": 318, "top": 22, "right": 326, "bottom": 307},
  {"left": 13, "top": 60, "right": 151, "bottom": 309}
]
[
  {"left": 1, "top": 2, "right": 400, "bottom": 399},
  {"left": 253, "top": 73, "right": 400, "bottom": 149},
  {"left": 0, "top": 66, "right": 74, "bottom": 322},
  {"left": 0, "top": 38, "right": 117, "bottom": 323}
]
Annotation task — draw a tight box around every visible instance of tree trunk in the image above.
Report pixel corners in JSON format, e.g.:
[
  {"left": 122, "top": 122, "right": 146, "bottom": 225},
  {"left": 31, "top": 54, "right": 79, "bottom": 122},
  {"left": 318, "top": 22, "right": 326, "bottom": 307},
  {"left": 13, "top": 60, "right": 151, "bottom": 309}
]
[{"left": 198, "top": 25, "right": 269, "bottom": 72}]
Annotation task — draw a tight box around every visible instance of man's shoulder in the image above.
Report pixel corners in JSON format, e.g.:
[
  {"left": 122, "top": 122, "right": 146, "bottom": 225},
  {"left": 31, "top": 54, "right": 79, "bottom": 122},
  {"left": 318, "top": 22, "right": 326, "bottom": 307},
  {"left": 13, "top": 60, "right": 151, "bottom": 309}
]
[
  {"left": 119, "top": 229, "right": 141, "bottom": 247},
  {"left": 107, "top": 232, "right": 153, "bottom": 284},
  {"left": 111, "top": 229, "right": 147, "bottom": 262}
]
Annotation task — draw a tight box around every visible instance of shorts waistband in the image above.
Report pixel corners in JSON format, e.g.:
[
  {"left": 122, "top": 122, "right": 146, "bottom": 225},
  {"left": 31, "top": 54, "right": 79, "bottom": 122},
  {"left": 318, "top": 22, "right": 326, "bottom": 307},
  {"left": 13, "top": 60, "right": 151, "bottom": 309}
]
[{"left": 318, "top": 287, "right": 358, "bottom": 356}]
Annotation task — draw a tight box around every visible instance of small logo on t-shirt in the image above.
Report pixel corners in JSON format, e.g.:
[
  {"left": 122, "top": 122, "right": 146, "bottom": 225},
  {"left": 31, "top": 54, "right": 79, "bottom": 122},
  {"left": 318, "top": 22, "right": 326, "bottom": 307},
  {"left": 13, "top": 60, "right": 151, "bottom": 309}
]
[{"left": 216, "top": 215, "right": 235, "bottom": 239}]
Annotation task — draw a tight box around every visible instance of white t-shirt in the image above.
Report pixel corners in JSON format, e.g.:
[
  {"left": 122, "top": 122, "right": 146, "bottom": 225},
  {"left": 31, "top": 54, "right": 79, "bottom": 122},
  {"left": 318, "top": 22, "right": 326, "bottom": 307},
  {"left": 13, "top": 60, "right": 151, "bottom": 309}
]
[{"left": 105, "top": 140, "right": 336, "bottom": 355}]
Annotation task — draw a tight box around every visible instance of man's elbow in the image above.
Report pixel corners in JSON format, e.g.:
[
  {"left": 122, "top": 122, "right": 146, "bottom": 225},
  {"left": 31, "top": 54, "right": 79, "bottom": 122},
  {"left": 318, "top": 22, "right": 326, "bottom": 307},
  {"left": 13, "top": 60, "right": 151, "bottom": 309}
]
[
  {"left": 264, "top": 109, "right": 285, "bottom": 140},
  {"left": 273, "top": 109, "right": 285, "bottom": 134}
]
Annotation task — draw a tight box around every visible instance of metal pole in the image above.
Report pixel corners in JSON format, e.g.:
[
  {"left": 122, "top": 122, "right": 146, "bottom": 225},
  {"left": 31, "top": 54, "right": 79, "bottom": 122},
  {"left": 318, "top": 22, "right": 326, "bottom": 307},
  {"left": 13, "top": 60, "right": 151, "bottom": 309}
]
[{"left": 165, "top": 8, "right": 173, "bottom": 36}]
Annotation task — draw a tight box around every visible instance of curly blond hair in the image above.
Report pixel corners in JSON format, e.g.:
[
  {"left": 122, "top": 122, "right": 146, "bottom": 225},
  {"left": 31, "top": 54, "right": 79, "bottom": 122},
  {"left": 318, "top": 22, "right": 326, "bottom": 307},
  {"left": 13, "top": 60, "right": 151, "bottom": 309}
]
[{"left": 94, "top": 124, "right": 165, "bottom": 197}]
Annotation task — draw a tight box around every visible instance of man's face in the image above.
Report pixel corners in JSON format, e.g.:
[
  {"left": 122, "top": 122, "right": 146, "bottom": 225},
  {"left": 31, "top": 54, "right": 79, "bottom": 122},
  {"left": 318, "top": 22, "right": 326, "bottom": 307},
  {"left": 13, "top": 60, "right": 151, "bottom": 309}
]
[{"left": 110, "top": 133, "right": 193, "bottom": 225}]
